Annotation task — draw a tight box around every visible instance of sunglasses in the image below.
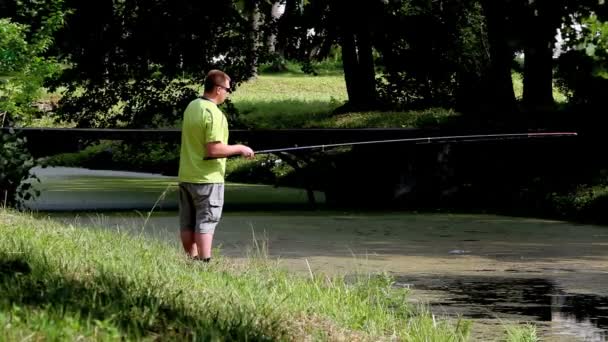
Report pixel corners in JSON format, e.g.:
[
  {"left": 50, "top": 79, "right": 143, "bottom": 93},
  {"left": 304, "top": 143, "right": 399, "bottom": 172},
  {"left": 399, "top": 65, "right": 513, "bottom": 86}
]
[{"left": 215, "top": 84, "right": 232, "bottom": 93}]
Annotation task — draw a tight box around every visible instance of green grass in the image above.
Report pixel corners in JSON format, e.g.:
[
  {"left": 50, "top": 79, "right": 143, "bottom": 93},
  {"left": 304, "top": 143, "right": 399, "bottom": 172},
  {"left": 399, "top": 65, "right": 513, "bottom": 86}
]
[
  {"left": 0, "top": 209, "right": 472, "bottom": 341},
  {"left": 257, "top": 59, "right": 345, "bottom": 76},
  {"left": 32, "top": 67, "right": 569, "bottom": 130},
  {"left": 228, "top": 71, "right": 567, "bottom": 129},
  {"left": 309, "top": 108, "right": 458, "bottom": 128},
  {"left": 228, "top": 74, "right": 462, "bottom": 129},
  {"left": 511, "top": 72, "right": 567, "bottom": 104},
  {"left": 504, "top": 324, "right": 539, "bottom": 342},
  {"left": 230, "top": 74, "right": 347, "bottom": 128}
]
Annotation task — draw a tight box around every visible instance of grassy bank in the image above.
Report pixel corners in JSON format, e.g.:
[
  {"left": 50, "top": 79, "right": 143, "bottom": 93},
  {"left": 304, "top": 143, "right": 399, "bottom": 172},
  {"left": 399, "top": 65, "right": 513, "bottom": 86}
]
[
  {"left": 229, "top": 74, "right": 461, "bottom": 129},
  {"left": 0, "top": 209, "right": 474, "bottom": 341}
]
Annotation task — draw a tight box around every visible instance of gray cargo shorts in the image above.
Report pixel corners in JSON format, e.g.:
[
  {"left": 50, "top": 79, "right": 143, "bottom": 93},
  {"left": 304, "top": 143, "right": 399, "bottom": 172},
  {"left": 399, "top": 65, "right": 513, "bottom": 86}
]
[{"left": 179, "top": 183, "right": 224, "bottom": 234}]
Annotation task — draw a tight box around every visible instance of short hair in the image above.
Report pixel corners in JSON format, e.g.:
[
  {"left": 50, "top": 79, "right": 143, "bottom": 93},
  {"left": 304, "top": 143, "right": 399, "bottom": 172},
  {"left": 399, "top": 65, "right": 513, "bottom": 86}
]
[{"left": 203, "top": 70, "right": 231, "bottom": 93}]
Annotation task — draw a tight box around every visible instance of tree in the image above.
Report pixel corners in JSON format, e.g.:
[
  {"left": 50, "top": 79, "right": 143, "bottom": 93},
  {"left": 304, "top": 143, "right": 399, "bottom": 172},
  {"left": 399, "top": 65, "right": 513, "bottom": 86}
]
[
  {"left": 518, "top": 0, "right": 566, "bottom": 112},
  {"left": 483, "top": 0, "right": 606, "bottom": 112},
  {"left": 556, "top": 13, "right": 608, "bottom": 109},
  {"left": 273, "top": 0, "right": 382, "bottom": 111},
  {"left": 46, "top": 0, "right": 256, "bottom": 128},
  {"left": 477, "top": 0, "right": 518, "bottom": 113},
  {"left": 331, "top": 0, "right": 382, "bottom": 111},
  {"left": 0, "top": 0, "right": 67, "bottom": 207},
  {"left": 374, "top": 0, "right": 489, "bottom": 111}
]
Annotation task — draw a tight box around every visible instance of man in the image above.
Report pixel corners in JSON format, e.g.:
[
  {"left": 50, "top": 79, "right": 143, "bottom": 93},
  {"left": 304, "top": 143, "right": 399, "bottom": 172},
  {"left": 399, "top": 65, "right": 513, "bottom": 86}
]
[{"left": 178, "top": 69, "right": 254, "bottom": 262}]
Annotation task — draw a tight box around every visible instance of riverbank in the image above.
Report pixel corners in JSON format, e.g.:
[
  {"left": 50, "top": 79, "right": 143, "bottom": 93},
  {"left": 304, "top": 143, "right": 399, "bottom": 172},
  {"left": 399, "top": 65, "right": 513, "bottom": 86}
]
[{"left": 0, "top": 209, "right": 475, "bottom": 341}]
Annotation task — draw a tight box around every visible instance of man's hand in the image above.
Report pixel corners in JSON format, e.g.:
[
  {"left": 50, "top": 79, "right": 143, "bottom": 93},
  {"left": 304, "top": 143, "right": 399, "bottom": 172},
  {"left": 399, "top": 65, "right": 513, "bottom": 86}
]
[
  {"left": 239, "top": 145, "right": 255, "bottom": 159},
  {"left": 206, "top": 142, "right": 255, "bottom": 159}
]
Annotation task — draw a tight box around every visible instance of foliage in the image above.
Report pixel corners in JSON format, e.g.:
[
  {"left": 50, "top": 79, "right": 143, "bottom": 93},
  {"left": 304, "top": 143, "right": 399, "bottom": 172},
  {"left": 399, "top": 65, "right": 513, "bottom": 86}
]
[
  {"left": 226, "top": 155, "right": 294, "bottom": 185},
  {"left": 556, "top": 14, "right": 608, "bottom": 107},
  {"left": 0, "top": 19, "right": 29, "bottom": 73},
  {"left": 547, "top": 172, "right": 608, "bottom": 223},
  {"left": 0, "top": 1, "right": 67, "bottom": 208},
  {"left": 41, "top": 142, "right": 110, "bottom": 167},
  {"left": 258, "top": 56, "right": 344, "bottom": 76},
  {"left": 44, "top": 141, "right": 180, "bottom": 175},
  {"left": 111, "top": 141, "right": 180, "bottom": 175},
  {"left": 0, "top": 127, "right": 38, "bottom": 208},
  {"left": 0, "top": 19, "right": 61, "bottom": 124},
  {"left": 503, "top": 324, "right": 539, "bottom": 342},
  {"left": 48, "top": 0, "right": 256, "bottom": 128},
  {"left": 375, "top": 0, "right": 488, "bottom": 110}
]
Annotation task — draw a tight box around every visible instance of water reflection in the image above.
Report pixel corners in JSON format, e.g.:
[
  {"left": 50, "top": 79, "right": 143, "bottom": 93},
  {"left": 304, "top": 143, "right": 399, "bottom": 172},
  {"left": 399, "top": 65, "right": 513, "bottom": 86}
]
[{"left": 401, "top": 276, "right": 608, "bottom": 340}]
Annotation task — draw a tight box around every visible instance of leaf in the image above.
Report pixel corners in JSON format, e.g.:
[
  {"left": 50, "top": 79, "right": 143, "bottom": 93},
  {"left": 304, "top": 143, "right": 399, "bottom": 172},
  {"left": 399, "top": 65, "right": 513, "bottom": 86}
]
[{"left": 585, "top": 43, "right": 597, "bottom": 57}]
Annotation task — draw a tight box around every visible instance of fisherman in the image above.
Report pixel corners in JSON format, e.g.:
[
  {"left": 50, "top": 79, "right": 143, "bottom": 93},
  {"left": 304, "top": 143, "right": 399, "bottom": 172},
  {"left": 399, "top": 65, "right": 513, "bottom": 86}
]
[{"left": 177, "top": 69, "right": 254, "bottom": 262}]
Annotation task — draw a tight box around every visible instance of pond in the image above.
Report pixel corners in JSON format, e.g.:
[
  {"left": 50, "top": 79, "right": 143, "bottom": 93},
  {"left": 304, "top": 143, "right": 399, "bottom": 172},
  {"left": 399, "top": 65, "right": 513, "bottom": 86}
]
[{"left": 25, "top": 167, "right": 608, "bottom": 341}]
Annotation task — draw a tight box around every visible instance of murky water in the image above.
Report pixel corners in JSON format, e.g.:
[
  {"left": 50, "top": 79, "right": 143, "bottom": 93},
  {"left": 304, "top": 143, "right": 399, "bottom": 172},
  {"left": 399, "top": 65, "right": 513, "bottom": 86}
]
[{"left": 25, "top": 167, "right": 608, "bottom": 341}]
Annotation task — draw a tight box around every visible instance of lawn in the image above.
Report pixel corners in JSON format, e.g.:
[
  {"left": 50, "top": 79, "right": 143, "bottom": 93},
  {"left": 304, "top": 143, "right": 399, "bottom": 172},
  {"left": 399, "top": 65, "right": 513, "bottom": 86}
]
[{"left": 32, "top": 66, "right": 567, "bottom": 130}]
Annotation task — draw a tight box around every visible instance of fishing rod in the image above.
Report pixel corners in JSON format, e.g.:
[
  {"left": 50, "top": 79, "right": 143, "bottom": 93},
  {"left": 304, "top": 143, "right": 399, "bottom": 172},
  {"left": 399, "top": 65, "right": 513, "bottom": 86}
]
[{"left": 252, "top": 132, "right": 578, "bottom": 155}]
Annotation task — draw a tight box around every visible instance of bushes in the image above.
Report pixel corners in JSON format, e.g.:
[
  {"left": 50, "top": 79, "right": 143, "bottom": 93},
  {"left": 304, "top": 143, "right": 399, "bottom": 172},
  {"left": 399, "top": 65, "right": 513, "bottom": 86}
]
[
  {"left": 548, "top": 179, "right": 608, "bottom": 223},
  {"left": 45, "top": 141, "right": 180, "bottom": 176},
  {"left": 0, "top": 13, "right": 65, "bottom": 209},
  {"left": 556, "top": 14, "right": 608, "bottom": 109},
  {"left": 0, "top": 128, "right": 38, "bottom": 208},
  {"left": 46, "top": 143, "right": 297, "bottom": 185}
]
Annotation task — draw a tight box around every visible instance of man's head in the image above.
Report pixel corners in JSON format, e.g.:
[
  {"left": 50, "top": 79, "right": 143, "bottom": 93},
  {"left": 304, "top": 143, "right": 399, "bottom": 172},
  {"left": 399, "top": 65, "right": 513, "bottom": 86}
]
[{"left": 203, "top": 69, "right": 231, "bottom": 104}]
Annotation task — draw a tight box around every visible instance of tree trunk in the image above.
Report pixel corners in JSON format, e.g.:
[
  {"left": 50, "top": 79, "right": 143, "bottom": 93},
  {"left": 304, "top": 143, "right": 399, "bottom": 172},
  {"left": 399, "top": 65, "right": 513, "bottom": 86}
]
[
  {"left": 480, "top": 0, "right": 516, "bottom": 113},
  {"left": 266, "top": 1, "right": 285, "bottom": 54},
  {"left": 523, "top": 40, "right": 555, "bottom": 111},
  {"left": 248, "top": 1, "right": 263, "bottom": 78},
  {"left": 356, "top": 28, "right": 377, "bottom": 104},
  {"left": 522, "top": 3, "right": 557, "bottom": 112},
  {"left": 334, "top": 0, "right": 378, "bottom": 112},
  {"left": 340, "top": 31, "right": 360, "bottom": 102}
]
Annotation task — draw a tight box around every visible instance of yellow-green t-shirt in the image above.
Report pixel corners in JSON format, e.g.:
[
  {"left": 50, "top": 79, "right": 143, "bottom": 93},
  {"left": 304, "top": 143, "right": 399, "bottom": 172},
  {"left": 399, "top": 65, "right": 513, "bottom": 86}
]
[{"left": 178, "top": 98, "right": 229, "bottom": 183}]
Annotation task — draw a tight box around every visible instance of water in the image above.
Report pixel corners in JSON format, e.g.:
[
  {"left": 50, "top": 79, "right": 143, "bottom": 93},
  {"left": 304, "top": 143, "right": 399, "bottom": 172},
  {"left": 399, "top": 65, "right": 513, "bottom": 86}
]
[
  {"left": 24, "top": 166, "right": 322, "bottom": 211},
  {"left": 400, "top": 276, "right": 608, "bottom": 341},
  {"left": 24, "top": 167, "right": 608, "bottom": 341}
]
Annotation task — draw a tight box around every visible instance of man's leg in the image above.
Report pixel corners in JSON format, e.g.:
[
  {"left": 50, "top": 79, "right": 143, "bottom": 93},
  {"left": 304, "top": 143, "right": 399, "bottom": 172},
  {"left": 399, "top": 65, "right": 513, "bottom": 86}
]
[
  {"left": 180, "top": 230, "right": 198, "bottom": 258},
  {"left": 194, "top": 233, "right": 214, "bottom": 260},
  {"left": 192, "top": 183, "right": 223, "bottom": 262},
  {"left": 178, "top": 183, "right": 197, "bottom": 258}
]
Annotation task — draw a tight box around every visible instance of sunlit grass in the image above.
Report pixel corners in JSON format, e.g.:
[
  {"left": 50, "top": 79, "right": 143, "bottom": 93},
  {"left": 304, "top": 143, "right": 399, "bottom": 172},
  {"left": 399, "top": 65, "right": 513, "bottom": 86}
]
[
  {"left": 232, "top": 75, "right": 347, "bottom": 103},
  {"left": 310, "top": 108, "right": 459, "bottom": 128},
  {"left": 32, "top": 69, "right": 569, "bottom": 130},
  {"left": 227, "top": 74, "right": 462, "bottom": 128},
  {"left": 512, "top": 72, "right": 567, "bottom": 104},
  {"left": 229, "top": 74, "right": 347, "bottom": 128},
  {"left": 0, "top": 209, "right": 471, "bottom": 340},
  {"left": 504, "top": 324, "right": 539, "bottom": 342}
]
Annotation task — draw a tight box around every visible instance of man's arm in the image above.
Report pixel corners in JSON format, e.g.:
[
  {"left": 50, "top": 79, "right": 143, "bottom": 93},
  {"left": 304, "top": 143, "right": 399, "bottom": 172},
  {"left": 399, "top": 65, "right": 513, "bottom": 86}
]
[{"left": 206, "top": 141, "right": 254, "bottom": 159}]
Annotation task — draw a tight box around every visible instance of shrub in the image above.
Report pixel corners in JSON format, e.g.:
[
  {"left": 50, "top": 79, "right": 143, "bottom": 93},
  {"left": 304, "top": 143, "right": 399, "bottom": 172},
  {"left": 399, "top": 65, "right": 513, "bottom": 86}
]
[
  {"left": 0, "top": 11, "right": 67, "bottom": 208},
  {"left": 0, "top": 126, "right": 39, "bottom": 208}
]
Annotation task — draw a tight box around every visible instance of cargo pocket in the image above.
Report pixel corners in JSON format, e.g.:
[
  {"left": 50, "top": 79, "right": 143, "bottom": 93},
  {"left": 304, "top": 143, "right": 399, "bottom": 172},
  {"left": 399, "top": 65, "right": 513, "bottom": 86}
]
[{"left": 207, "top": 198, "right": 224, "bottom": 222}]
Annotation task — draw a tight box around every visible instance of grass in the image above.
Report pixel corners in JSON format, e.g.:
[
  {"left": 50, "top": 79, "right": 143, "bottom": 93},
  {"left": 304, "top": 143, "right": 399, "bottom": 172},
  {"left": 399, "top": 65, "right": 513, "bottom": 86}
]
[
  {"left": 511, "top": 72, "right": 567, "bottom": 104},
  {"left": 227, "top": 74, "right": 462, "bottom": 129},
  {"left": 228, "top": 71, "right": 570, "bottom": 129},
  {"left": 32, "top": 66, "right": 569, "bottom": 130},
  {"left": 504, "top": 324, "right": 539, "bottom": 342},
  {"left": 0, "top": 209, "right": 472, "bottom": 341},
  {"left": 229, "top": 74, "right": 347, "bottom": 128}
]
